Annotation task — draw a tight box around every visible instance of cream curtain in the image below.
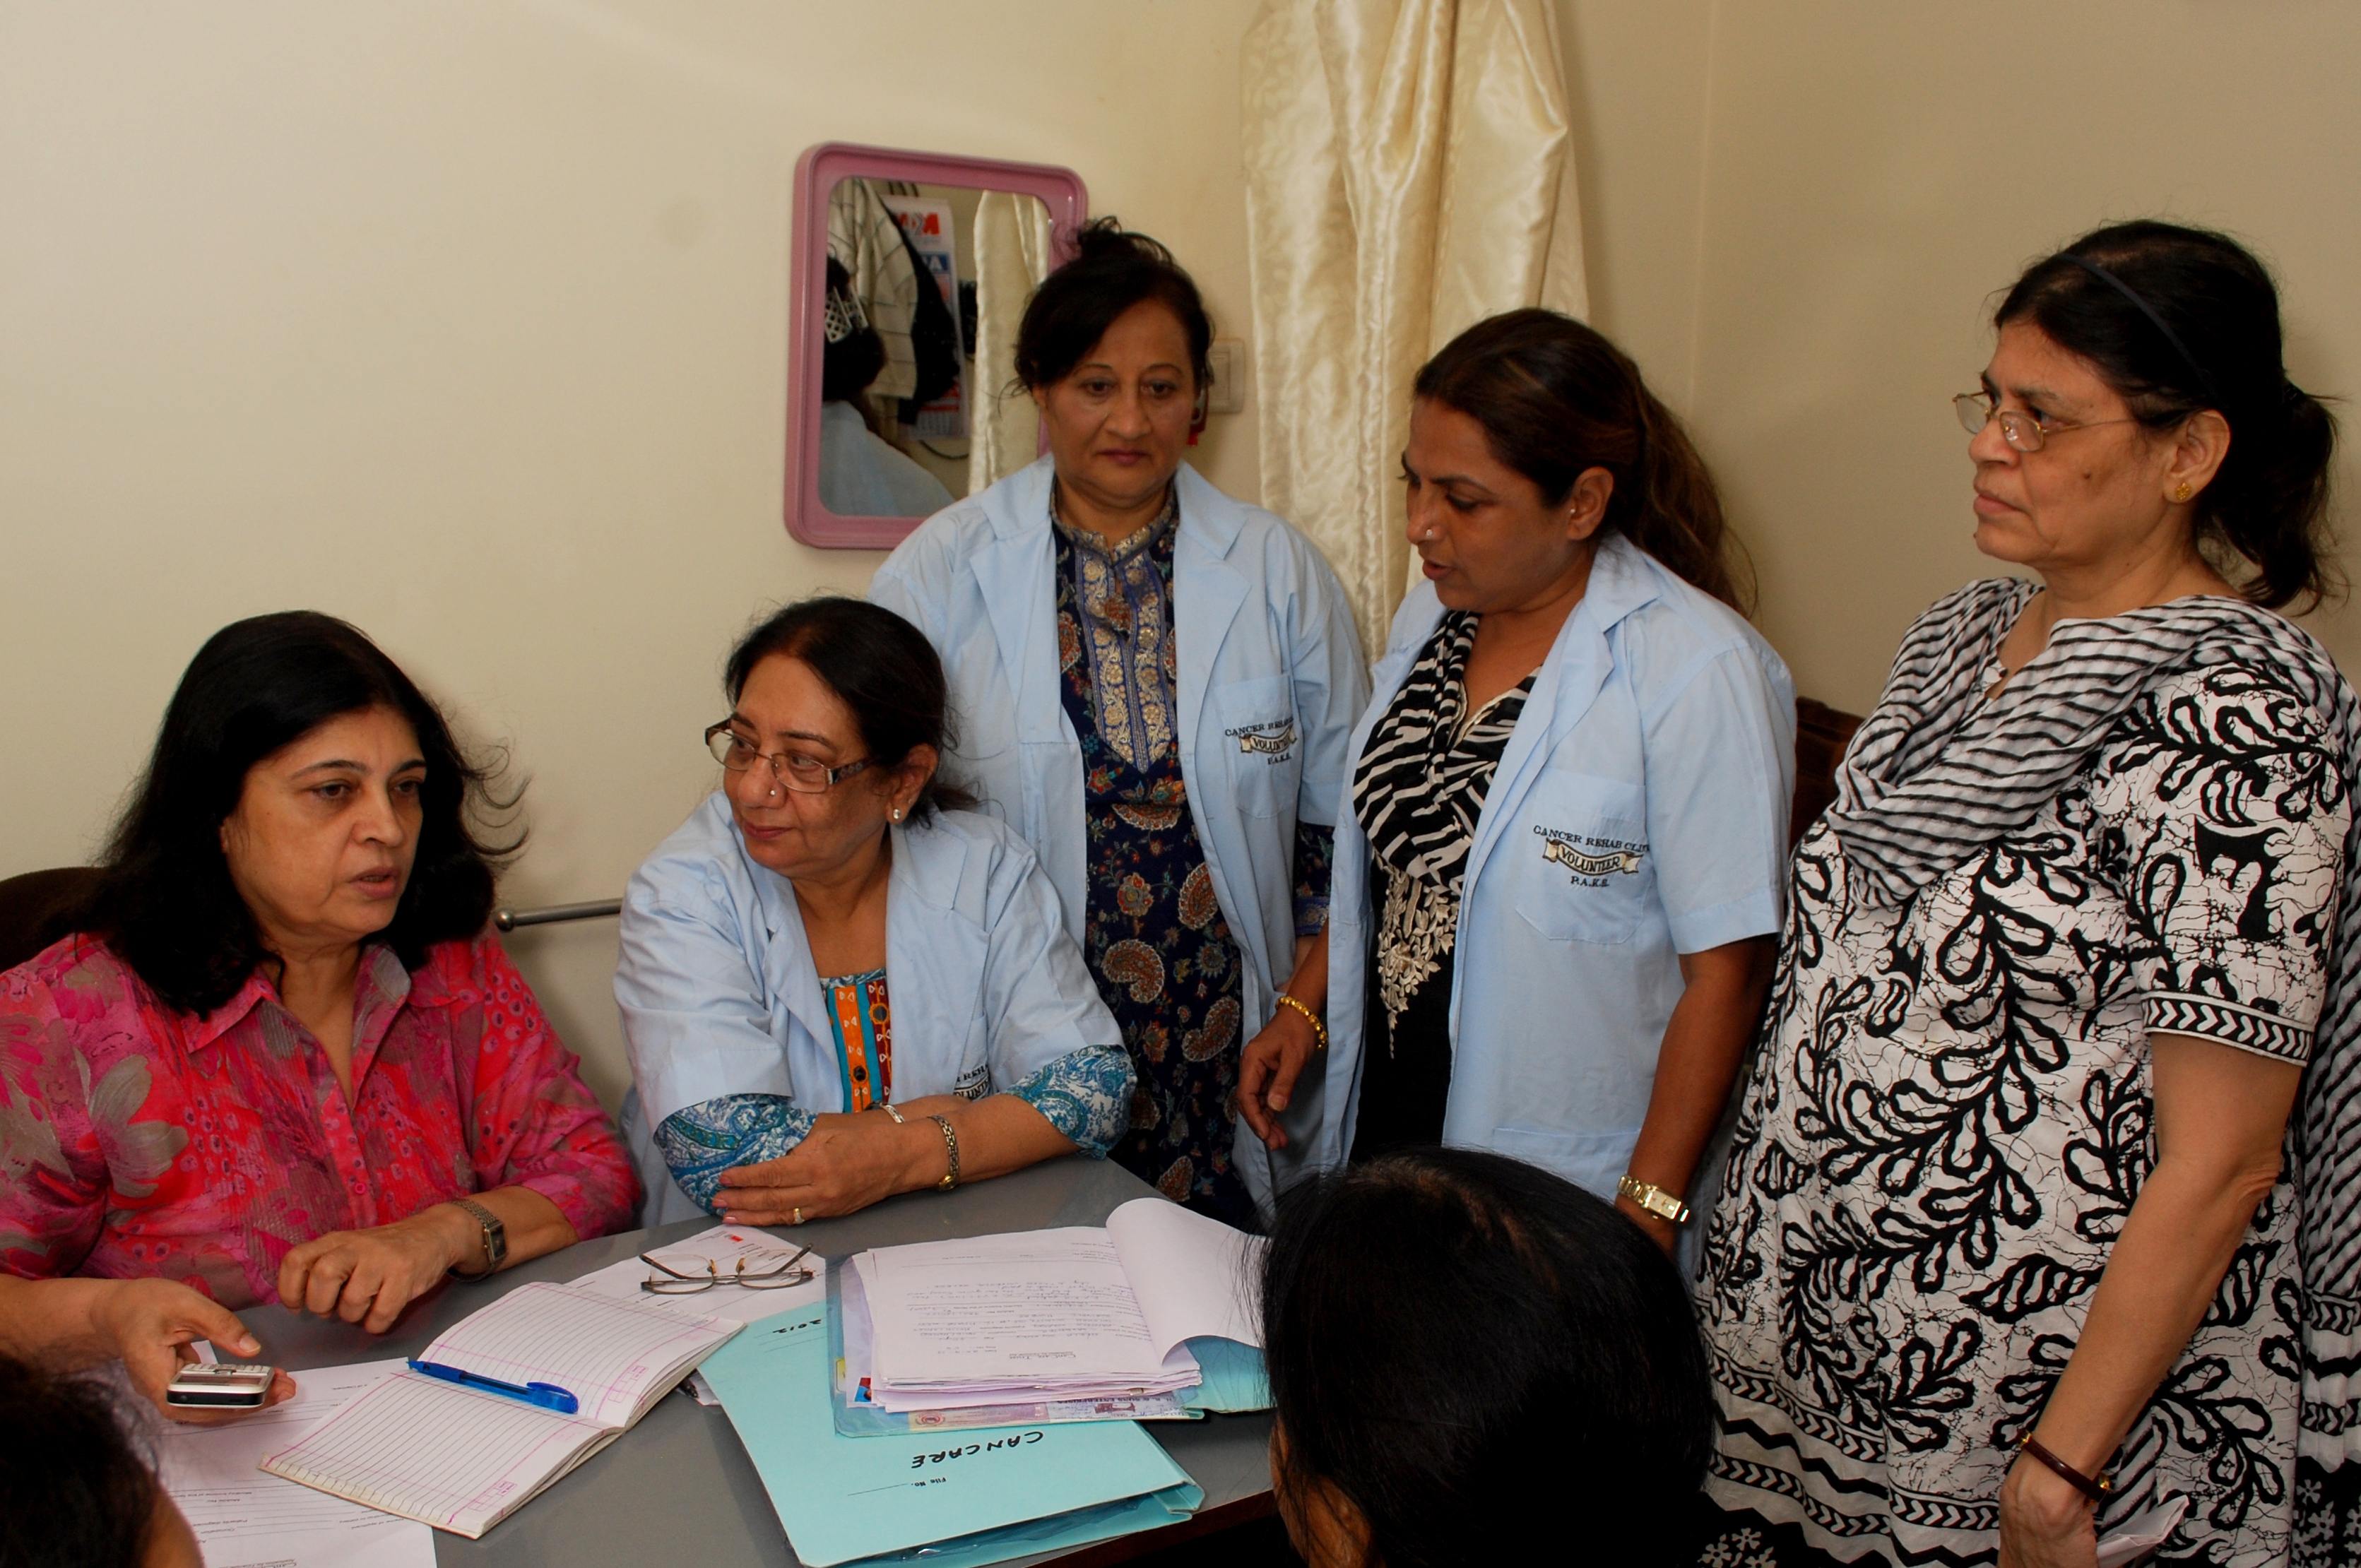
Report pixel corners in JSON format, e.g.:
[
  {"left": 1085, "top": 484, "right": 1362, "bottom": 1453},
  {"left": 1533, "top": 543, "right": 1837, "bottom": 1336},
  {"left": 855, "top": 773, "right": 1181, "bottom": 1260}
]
[
  {"left": 967, "top": 191, "right": 1056, "bottom": 496},
  {"left": 1242, "top": 0, "right": 1587, "bottom": 657}
]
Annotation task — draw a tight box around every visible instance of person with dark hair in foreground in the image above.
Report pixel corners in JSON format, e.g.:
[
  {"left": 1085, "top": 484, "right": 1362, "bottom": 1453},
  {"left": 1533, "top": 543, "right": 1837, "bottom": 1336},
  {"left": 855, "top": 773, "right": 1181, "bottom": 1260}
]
[
  {"left": 1262, "top": 1146, "right": 1712, "bottom": 1568},
  {"left": 0, "top": 612, "right": 637, "bottom": 1374},
  {"left": 872, "top": 219, "right": 1367, "bottom": 1224},
  {"left": 1240, "top": 309, "right": 1794, "bottom": 1271},
  {"left": 1700, "top": 222, "right": 2357, "bottom": 1567},
  {"left": 615, "top": 596, "right": 1135, "bottom": 1225},
  {"left": 0, "top": 1354, "right": 202, "bottom": 1567}
]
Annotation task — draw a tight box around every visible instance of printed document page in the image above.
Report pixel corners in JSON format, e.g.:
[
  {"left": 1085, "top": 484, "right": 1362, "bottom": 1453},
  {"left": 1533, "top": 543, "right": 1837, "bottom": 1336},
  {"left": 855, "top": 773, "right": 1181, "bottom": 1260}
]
[
  {"left": 1104, "top": 1196, "right": 1267, "bottom": 1355},
  {"left": 860, "top": 1228, "right": 1185, "bottom": 1386},
  {"left": 149, "top": 1359, "right": 434, "bottom": 1568},
  {"left": 261, "top": 1370, "right": 615, "bottom": 1538}
]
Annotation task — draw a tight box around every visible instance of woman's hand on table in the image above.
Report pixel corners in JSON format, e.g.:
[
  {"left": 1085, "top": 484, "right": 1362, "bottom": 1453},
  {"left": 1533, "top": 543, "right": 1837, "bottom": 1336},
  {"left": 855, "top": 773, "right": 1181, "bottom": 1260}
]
[
  {"left": 277, "top": 1208, "right": 477, "bottom": 1333},
  {"left": 276, "top": 1188, "right": 576, "bottom": 1334},
  {"left": 92, "top": 1278, "right": 300, "bottom": 1425},
  {"left": 714, "top": 1110, "right": 937, "bottom": 1225},
  {"left": 1997, "top": 1451, "right": 2100, "bottom": 1568}
]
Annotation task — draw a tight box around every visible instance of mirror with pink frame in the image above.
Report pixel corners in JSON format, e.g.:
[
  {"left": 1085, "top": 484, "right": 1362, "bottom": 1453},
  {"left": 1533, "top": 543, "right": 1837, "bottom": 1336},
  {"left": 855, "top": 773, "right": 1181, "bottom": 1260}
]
[{"left": 786, "top": 143, "right": 1088, "bottom": 549}]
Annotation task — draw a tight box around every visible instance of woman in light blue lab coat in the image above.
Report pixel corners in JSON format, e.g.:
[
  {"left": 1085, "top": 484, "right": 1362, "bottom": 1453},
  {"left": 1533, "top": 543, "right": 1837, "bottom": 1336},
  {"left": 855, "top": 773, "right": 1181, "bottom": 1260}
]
[
  {"left": 1238, "top": 310, "right": 1795, "bottom": 1262},
  {"left": 614, "top": 598, "right": 1133, "bottom": 1226},
  {"left": 871, "top": 222, "right": 1366, "bottom": 1223}
]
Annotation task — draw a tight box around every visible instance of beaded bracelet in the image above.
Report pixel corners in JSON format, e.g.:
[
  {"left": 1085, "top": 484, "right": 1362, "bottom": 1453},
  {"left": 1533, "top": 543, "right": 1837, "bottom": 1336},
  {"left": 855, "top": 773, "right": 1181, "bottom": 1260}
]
[{"left": 1274, "top": 992, "right": 1328, "bottom": 1050}]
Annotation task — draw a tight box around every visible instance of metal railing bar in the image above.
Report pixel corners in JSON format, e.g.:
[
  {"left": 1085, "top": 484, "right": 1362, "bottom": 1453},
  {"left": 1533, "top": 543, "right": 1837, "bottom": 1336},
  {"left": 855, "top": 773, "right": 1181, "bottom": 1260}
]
[{"left": 492, "top": 899, "right": 623, "bottom": 932}]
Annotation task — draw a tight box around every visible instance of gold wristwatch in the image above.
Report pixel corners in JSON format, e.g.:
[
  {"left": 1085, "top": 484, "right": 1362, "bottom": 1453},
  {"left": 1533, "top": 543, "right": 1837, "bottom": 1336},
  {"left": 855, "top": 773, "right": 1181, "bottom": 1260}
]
[
  {"left": 1617, "top": 1175, "right": 1691, "bottom": 1225},
  {"left": 448, "top": 1197, "right": 508, "bottom": 1279}
]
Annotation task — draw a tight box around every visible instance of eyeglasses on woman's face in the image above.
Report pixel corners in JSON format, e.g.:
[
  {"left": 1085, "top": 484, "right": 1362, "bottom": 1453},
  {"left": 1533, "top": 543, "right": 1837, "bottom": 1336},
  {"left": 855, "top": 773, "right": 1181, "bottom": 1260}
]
[
  {"left": 704, "top": 723, "right": 872, "bottom": 794},
  {"left": 1953, "top": 391, "right": 2138, "bottom": 453}
]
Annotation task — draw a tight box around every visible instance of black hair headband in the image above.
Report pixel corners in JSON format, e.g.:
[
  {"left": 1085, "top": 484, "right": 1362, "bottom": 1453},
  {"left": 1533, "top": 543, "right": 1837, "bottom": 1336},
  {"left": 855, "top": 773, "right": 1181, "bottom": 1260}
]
[{"left": 2057, "top": 251, "right": 2228, "bottom": 412}]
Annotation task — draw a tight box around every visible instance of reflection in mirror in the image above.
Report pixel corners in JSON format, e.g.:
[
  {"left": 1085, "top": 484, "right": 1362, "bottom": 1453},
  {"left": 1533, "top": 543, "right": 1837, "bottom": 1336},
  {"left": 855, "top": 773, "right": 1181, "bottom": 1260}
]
[{"left": 819, "top": 178, "right": 1053, "bottom": 518}]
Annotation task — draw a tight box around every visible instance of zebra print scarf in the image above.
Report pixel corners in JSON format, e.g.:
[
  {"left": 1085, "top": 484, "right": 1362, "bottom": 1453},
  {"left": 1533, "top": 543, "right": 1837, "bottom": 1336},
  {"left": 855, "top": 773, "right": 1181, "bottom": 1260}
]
[
  {"left": 1351, "top": 611, "right": 1534, "bottom": 1026},
  {"left": 1821, "top": 578, "right": 2361, "bottom": 1485}
]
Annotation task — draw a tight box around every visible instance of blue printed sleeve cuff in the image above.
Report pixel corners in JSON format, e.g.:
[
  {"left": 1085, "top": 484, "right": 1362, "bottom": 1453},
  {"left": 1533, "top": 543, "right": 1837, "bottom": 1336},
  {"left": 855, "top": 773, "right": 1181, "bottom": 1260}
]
[
  {"left": 1006, "top": 1043, "right": 1134, "bottom": 1158},
  {"left": 654, "top": 1093, "right": 816, "bottom": 1214}
]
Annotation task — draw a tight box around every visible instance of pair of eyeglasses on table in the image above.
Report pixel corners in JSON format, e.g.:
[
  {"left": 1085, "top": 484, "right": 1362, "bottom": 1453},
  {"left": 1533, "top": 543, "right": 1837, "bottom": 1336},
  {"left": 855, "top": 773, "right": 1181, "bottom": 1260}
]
[{"left": 639, "top": 1244, "right": 815, "bottom": 1295}]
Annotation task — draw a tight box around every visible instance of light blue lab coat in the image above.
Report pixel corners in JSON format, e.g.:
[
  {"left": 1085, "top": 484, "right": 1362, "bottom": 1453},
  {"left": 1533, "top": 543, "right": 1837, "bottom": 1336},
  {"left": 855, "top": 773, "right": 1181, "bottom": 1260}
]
[
  {"left": 613, "top": 796, "right": 1124, "bottom": 1223},
  {"left": 869, "top": 457, "right": 1368, "bottom": 1207},
  {"left": 1298, "top": 536, "right": 1796, "bottom": 1247}
]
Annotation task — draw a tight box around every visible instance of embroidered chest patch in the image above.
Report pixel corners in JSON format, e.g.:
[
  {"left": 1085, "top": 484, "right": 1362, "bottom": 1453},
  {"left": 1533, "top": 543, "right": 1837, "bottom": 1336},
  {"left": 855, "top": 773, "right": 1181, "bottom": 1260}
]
[
  {"left": 1534, "top": 825, "right": 1647, "bottom": 885},
  {"left": 1225, "top": 718, "right": 1298, "bottom": 762}
]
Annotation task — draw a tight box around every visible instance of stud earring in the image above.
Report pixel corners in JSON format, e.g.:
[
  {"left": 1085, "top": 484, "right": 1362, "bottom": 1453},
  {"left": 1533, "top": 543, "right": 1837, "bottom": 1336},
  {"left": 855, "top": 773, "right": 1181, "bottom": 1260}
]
[
  {"left": 2173, "top": 482, "right": 2194, "bottom": 502},
  {"left": 891, "top": 807, "right": 904, "bottom": 823}
]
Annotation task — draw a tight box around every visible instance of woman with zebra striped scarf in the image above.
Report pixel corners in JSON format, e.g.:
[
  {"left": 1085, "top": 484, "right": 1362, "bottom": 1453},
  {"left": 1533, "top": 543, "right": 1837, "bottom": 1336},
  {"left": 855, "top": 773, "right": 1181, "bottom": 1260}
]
[
  {"left": 1236, "top": 310, "right": 1797, "bottom": 1277},
  {"left": 1698, "top": 223, "right": 2356, "bottom": 1568}
]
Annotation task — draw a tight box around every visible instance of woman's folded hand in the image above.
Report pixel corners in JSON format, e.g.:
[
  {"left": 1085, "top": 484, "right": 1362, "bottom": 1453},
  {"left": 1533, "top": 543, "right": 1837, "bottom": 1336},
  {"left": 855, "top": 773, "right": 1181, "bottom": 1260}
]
[{"left": 276, "top": 1206, "right": 475, "bottom": 1334}]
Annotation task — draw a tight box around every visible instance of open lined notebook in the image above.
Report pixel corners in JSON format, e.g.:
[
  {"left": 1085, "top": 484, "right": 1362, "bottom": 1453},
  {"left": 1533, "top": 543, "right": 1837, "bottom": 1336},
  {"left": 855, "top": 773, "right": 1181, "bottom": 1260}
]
[{"left": 261, "top": 1283, "right": 741, "bottom": 1538}]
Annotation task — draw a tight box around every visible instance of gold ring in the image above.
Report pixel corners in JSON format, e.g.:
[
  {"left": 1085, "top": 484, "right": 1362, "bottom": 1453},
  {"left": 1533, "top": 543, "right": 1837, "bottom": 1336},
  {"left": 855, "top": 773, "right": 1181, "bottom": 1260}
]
[{"left": 793, "top": 1206, "right": 803, "bottom": 1225}]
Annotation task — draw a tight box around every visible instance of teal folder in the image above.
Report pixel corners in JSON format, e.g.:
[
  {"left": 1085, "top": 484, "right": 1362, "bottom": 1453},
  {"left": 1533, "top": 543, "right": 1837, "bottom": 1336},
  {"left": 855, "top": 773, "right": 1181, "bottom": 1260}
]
[{"left": 700, "top": 1276, "right": 1203, "bottom": 1567}]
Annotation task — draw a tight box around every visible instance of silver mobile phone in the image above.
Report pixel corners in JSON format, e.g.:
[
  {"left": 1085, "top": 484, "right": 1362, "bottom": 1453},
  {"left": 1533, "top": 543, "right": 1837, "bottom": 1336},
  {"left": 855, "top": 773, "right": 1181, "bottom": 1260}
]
[{"left": 164, "top": 1362, "right": 276, "bottom": 1408}]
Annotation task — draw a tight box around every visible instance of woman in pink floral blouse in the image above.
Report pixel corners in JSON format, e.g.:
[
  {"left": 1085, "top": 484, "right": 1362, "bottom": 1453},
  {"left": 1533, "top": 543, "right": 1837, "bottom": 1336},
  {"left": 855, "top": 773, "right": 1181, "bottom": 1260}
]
[{"left": 0, "top": 612, "right": 636, "bottom": 1415}]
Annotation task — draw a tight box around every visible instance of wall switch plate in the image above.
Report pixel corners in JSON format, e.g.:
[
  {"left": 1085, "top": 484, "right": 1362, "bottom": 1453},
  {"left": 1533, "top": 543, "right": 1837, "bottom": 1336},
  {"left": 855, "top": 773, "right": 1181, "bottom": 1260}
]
[{"left": 1205, "top": 338, "right": 1247, "bottom": 415}]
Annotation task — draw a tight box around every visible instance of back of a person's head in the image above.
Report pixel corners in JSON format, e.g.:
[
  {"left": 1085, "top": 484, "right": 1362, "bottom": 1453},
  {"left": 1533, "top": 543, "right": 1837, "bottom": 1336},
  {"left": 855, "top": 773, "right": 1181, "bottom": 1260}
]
[
  {"left": 0, "top": 1355, "right": 180, "bottom": 1567},
  {"left": 1261, "top": 1148, "right": 1712, "bottom": 1567}
]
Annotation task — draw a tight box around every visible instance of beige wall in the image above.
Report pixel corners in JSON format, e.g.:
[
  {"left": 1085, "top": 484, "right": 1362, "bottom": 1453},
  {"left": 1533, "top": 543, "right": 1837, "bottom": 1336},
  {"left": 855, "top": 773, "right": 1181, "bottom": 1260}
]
[
  {"left": 1561, "top": 0, "right": 2361, "bottom": 715},
  {"left": 13, "top": 2, "right": 2361, "bottom": 1107},
  {"left": 0, "top": 1, "right": 1265, "bottom": 1110}
]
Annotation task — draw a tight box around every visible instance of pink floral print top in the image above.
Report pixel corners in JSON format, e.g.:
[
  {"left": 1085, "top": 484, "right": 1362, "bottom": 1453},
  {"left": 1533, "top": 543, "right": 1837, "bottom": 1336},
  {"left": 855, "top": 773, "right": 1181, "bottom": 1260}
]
[{"left": 0, "top": 932, "right": 638, "bottom": 1307}]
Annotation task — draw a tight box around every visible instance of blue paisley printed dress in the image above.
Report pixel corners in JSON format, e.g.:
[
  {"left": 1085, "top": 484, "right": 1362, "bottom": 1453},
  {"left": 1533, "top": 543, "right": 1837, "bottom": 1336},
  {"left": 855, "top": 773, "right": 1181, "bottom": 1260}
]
[{"left": 1053, "top": 487, "right": 1330, "bottom": 1225}]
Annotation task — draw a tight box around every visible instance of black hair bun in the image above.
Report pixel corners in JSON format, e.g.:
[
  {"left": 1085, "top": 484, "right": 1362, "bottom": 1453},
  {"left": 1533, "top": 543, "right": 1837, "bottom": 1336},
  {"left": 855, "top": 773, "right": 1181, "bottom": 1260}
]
[{"left": 1068, "top": 215, "right": 1177, "bottom": 269}]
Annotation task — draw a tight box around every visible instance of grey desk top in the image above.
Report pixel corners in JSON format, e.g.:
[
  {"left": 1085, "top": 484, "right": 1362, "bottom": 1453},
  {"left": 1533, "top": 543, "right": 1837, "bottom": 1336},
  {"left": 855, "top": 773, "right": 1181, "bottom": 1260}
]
[{"left": 240, "top": 1156, "right": 1274, "bottom": 1566}]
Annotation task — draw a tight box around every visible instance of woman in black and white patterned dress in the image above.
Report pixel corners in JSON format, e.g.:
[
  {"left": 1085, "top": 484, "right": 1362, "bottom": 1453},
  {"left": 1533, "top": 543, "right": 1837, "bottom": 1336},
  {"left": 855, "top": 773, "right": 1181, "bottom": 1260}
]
[{"left": 1700, "top": 223, "right": 2361, "bottom": 1568}]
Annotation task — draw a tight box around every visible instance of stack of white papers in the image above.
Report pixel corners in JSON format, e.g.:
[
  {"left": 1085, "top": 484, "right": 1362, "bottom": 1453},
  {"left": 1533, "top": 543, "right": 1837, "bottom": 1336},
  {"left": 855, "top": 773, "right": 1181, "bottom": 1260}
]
[{"left": 848, "top": 1198, "right": 1262, "bottom": 1414}]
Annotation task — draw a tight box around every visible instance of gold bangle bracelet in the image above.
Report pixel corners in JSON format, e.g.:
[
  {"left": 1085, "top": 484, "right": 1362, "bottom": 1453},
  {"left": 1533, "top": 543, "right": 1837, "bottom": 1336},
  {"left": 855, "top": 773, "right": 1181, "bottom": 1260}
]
[
  {"left": 1274, "top": 992, "right": 1328, "bottom": 1050},
  {"left": 930, "top": 1115, "right": 960, "bottom": 1191}
]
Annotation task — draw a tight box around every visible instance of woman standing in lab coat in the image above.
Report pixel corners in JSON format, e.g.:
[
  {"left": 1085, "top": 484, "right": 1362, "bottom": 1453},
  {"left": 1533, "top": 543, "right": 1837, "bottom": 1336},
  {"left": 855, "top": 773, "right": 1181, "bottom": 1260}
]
[
  {"left": 872, "top": 222, "right": 1367, "bottom": 1223},
  {"left": 1238, "top": 310, "right": 1794, "bottom": 1261}
]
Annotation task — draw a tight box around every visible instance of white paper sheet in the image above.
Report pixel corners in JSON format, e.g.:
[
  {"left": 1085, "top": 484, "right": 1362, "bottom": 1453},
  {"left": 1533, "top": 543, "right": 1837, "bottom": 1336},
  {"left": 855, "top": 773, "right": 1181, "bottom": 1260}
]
[
  {"left": 862, "top": 1228, "right": 1189, "bottom": 1388},
  {"left": 567, "top": 1225, "right": 823, "bottom": 1327},
  {"left": 148, "top": 1359, "right": 434, "bottom": 1568},
  {"left": 1103, "top": 1196, "right": 1266, "bottom": 1353},
  {"left": 2096, "top": 1496, "right": 2191, "bottom": 1568}
]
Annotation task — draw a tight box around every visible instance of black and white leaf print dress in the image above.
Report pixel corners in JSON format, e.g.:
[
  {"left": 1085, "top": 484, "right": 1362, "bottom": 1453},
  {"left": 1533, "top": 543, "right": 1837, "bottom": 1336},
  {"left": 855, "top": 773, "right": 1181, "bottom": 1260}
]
[{"left": 1700, "top": 593, "right": 2351, "bottom": 1567}]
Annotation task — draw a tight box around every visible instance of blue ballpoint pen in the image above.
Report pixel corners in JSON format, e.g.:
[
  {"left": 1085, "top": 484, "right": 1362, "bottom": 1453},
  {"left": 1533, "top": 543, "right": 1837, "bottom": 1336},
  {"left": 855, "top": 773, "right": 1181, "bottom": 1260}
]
[{"left": 406, "top": 1359, "right": 580, "bottom": 1415}]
